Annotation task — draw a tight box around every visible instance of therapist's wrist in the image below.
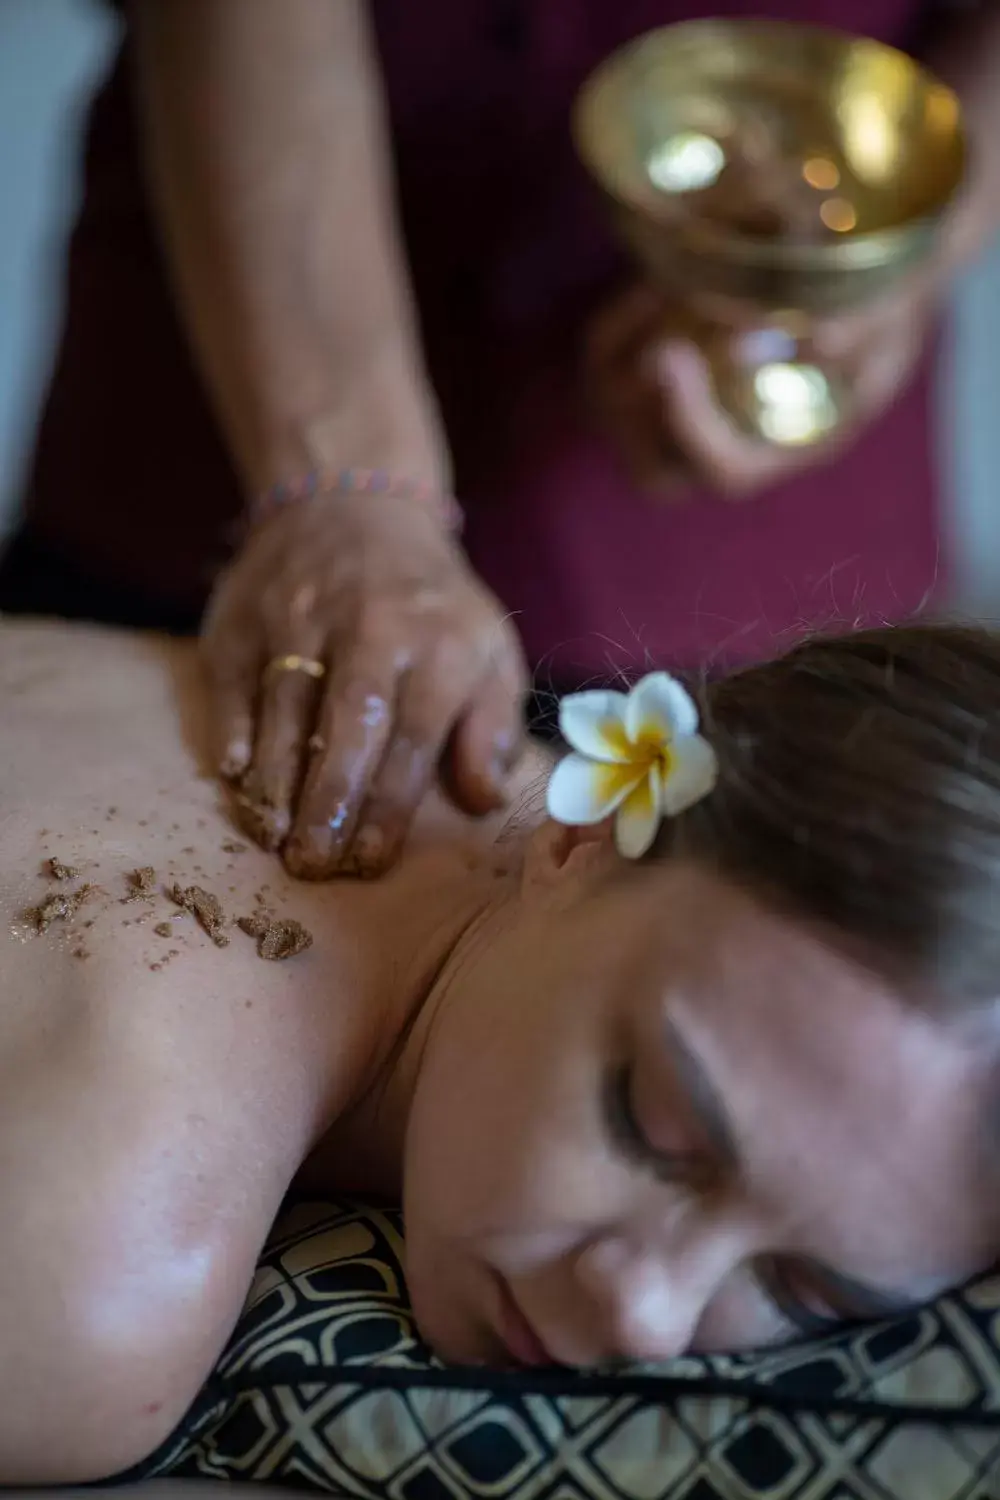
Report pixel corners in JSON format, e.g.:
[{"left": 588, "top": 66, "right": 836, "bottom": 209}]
[
  {"left": 241, "top": 339, "right": 453, "bottom": 500},
  {"left": 249, "top": 466, "right": 464, "bottom": 535}
]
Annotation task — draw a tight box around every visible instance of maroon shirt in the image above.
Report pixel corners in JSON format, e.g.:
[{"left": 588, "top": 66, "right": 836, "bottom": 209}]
[{"left": 21, "top": 0, "right": 942, "bottom": 682}]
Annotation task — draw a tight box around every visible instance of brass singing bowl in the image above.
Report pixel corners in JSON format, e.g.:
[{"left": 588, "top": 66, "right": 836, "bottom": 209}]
[{"left": 573, "top": 20, "right": 966, "bottom": 445}]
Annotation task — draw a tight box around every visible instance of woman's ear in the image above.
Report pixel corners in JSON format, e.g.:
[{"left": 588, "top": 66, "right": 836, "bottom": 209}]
[{"left": 521, "top": 819, "right": 614, "bottom": 897}]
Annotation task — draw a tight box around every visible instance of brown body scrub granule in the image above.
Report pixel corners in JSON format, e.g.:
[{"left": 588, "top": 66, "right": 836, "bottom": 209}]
[
  {"left": 153, "top": 922, "right": 174, "bottom": 938},
  {"left": 259, "top": 920, "right": 312, "bottom": 961},
  {"left": 123, "top": 867, "right": 157, "bottom": 902},
  {"left": 238, "top": 912, "right": 312, "bottom": 961},
  {"left": 238, "top": 912, "right": 269, "bottom": 939},
  {"left": 45, "top": 858, "right": 80, "bottom": 881},
  {"left": 222, "top": 841, "right": 247, "bottom": 854},
  {"left": 25, "top": 884, "right": 94, "bottom": 933},
  {"left": 169, "top": 884, "right": 229, "bottom": 947}
]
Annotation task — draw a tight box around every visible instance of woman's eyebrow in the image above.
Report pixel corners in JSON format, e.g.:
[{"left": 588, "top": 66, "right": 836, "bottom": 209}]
[{"left": 663, "top": 1018, "right": 739, "bottom": 1169}]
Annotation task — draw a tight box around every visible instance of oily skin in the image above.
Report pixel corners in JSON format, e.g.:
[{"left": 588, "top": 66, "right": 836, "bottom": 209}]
[{"left": 0, "top": 618, "right": 528, "bottom": 1480}]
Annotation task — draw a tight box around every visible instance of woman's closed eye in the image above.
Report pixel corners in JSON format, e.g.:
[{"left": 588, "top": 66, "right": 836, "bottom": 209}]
[
  {"left": 755, "top": 1257, "right": 845, "bottom": 1336},
  {"left": 603, "top": 1062, "right": 703, "bottom": 1184},
  {"left": 603, "top": 1021, "right": 736, "bottom": 1190},
  {"left": 756, "top": 1255, "right": 920, "bottom": 1337}
]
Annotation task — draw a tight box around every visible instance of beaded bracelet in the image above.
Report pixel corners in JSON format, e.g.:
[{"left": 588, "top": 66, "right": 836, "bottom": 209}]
[{"left": 251, "top": 466, "right": 464, "bottom": 533}]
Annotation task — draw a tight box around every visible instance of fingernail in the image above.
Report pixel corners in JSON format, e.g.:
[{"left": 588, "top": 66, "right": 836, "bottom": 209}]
[
  {"left": 352, "top": 825, "right": 386, "bottom": 878},
  {"left": 284, "top": 837, "right": 327, "bottom": 881},
  {"left": 288, "top": 801, "right": 362, "bottom": 878},
  {"left": 220, "top": 743, "right": 250, "bottom": 781}
]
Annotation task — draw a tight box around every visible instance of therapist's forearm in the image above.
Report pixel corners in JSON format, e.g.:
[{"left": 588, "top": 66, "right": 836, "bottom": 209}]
[
  {"left": 921, "top": 1, "right": 1000, "bottom": 271},
  {"left": 133, "top": 0, "right": 448, "bottom": 498}
]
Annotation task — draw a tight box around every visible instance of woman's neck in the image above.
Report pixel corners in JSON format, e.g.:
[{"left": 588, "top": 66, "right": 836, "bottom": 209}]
[{"left": 296, "top": 758, "right": 547, "bottom": 1197}]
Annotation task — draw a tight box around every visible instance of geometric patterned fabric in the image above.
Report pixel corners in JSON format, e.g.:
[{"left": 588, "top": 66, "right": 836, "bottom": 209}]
[{"left": 118, "top": 1199, "right": 1000, "bottom": 1498}]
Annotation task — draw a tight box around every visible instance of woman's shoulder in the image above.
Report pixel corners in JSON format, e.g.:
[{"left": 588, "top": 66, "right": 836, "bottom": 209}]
[
  {"left": 0, "top": 616, "right": 210, "bottom": 762},
  {"left": 0, "top": 615, "right": 196, "bottom": 692},
  {"left": 0, "top": 619, "right": 212, "bottom": 890}
]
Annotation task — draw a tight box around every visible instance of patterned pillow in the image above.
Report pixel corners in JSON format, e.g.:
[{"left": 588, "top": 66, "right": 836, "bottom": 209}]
[{"left": 126, "top": 1199, "right": 1000, "bottom": 1499}]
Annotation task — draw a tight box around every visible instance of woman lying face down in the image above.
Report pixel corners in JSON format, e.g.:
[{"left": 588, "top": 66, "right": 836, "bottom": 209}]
[
  {"left": 399, "top": 628, "right": 1000, "bottom": 1365},
  {"left": 0, "top": 618, "right": 998, "bottom": 1482}
]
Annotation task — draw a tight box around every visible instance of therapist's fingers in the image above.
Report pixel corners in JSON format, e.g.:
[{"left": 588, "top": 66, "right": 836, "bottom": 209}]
[
  {"left": 444, "top": 651, "right": 527, "bottom": 818},
  {"left": 585, "top": 282, "right": 670, "bottom": 368},
  {"left": 201, "top": 614, "right": 261, "bottom": 782},
  {"left": 598, "top": 361, "right": 687, "bottom": 492},
  {"left": 656, "top": 341, "right": 809, "bottom": 498},
  {"left": 346, "top": 657, "right": 475, "bottom": 877},
  {"left": 234, "top": 653, "right": 325, "bottom": 852},
  {"left": 283, "top": 647, "right": 399, "bottom": 880},
  {"left": 213, "top": 672, "right": 257, "bottom": 783}
]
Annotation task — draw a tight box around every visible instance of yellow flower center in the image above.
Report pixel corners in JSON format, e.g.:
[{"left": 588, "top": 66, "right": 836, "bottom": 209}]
[{"left": 629, "top": 726, "right": 675, "bottom": 781}]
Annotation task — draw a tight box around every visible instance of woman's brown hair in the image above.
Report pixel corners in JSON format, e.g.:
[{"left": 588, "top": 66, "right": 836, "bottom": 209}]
[{"left": 665, "top": 623, "right": 1000, "bottom": 1005}]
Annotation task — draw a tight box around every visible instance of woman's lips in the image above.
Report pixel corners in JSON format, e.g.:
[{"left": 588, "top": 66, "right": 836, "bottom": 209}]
[{"left": 495, "top": 1277, "right": 557, "bottom": 1368}]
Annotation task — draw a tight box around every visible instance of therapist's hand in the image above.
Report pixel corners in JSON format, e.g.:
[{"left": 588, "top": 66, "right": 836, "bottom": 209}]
[
  {"left": 584, "top": 277, "right": 935, "bottom": 499},
  {"left": 202, "top": 491, "right": 527, "bottom": 879}
]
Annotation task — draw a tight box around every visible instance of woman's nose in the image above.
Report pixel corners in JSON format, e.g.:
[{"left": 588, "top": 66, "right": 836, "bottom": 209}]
[{"left": 574, "top": 1236, "right": 725, "bottom": 1363}]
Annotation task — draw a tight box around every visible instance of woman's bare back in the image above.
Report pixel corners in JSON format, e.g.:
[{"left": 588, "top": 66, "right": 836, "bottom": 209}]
[
  {"left": 0, "top": 621, "right": 356, "bottom": 1477},
  {"left": 0, "top": 619, "right": 354, "bottom": 1180},
  {"left": 0, "top": 619, "right": 541, "bottom": 1483}
]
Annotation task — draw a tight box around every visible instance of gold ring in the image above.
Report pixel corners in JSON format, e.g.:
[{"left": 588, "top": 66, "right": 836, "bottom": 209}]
[{"left": 265, "top": 653, "right": 326, "bottom": 681}]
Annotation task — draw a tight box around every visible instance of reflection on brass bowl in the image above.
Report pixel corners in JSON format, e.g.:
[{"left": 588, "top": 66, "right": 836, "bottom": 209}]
[{"left": 573, "top": 20, "right": 965, "bottom": 445}]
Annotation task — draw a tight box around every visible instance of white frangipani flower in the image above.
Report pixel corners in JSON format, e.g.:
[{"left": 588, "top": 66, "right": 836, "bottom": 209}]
[{"left": 546, "top": 672, "right": 718, "bottom": 859}]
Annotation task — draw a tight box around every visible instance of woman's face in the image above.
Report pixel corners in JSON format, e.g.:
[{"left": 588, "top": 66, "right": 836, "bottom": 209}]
[{"left": 401, "top": 826, "right": 1000, "bottom": 1368}]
